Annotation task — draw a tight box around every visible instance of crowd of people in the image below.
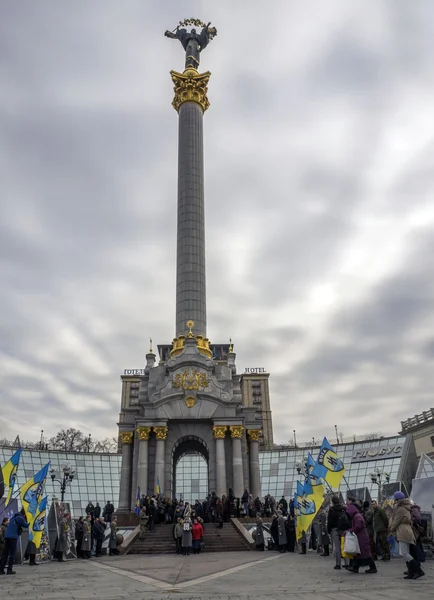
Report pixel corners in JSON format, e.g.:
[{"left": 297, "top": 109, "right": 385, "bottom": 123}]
[
  {"left": 254, "top": 490, "right": 427, "bottom": 580},
  {"left": 0, "top": 489, "right": 429, "bottom": 579}
]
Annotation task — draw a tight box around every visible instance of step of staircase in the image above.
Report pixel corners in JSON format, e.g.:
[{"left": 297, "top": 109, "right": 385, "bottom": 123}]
[{"left": 128, "top": 521, "right": 251, "bottom": 554}]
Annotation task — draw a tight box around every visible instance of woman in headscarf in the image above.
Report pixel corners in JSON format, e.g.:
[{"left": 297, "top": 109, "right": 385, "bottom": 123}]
[
  {"left": 345, "top": 504, "right": 377, "bottom": 574},
  {"left": 390, "top": 491, "right": 424, "bottom": 580}
]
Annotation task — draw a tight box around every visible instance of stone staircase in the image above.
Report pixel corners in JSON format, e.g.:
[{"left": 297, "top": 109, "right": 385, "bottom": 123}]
[{"left": 128, "top": 521, "right": 251, "bottom": 554}]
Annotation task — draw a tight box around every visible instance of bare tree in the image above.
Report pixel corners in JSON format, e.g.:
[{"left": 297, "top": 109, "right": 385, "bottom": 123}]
[
  {"left": 48, "top": 428, "right": 85, "bottom": 452},
  {"left": 94, "top": 437, "right": 119, "bottom": 453}
]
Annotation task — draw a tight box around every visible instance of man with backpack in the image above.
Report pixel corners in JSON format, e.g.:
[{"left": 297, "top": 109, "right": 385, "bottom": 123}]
[
  {"left": 0, "top": 508, "right": 29, "bottom": 575},
  {"left": 327, "top": 496, "right": 350, "bottom": 570}
]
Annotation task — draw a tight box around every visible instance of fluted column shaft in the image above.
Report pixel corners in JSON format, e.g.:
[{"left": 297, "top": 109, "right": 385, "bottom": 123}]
[
  {"left": 154, "top": 427, "right": 168, "bottom": 495},
  {"left": 230, "top": 426, "right": 244, "bottom": 498},
  {"left": 213, "top": 426, "right": 227, "bottom": 497},
  {"left": 118, "top": 432, "right": 134, "bottom": 511},
  {"left": 248, "top": 430, "right": 262, "bottom": 499},
  {"left": 176, "top": 101, "right": 207, "bottom": 337},
  {"left": 136, "top": 427, "right": 151, "bottom": 495}
]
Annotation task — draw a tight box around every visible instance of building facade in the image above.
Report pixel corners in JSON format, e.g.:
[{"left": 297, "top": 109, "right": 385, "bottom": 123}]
[
  {"left": 0, "top": 433, "right": 418, "bottom": 515},
  {"left": 400, "top": 408, "right": 434, "bottom": 458}
]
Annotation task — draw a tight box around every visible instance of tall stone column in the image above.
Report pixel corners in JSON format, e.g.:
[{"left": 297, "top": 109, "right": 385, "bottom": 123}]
[
  {"left": 136, "top": 426, "right": 151, "bottom": 495},
  {"left": 154, "top": 426, "right": 168, "bottom": 495},
  {"left": 171, "top": 69, "right": 211, "bottom": 338},
  {"left": 230, "top": 426, "right": 244, "bottom": 498},
  {"left": 118, "top": 431, "right": 134, "bottom": 511},
  {"left": 213, "top": 425, "right": 227, "bottom": 497},
  {"left": 247, "top": 429, "right": 262, "bottom": 499}
]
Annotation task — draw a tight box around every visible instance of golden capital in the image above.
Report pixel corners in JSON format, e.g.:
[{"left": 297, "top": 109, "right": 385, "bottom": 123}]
[
  {"left": 229, "top": 425, "right": 244, "bottom": 439},
  {"left": 136, "top": 426, "right": 151, "bottom": 441},
  {"left": 119, "top": 431, "right": 134, "bottom": 445},
  {"left": 247, "top": 429, "right": 261, "bottom": 442},
  {"left": 154, "top": 426, "right": 168, "bottom": 440},
  {"left": 170, "top": 69, "right": 211, "bottom": 113},
  {"left": 213, "top": 425, "right": 227, "bottom": 439}
]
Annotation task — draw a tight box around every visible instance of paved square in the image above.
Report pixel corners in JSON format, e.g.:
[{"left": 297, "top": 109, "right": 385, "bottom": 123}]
[{"left": 0, "top": 552, "right": 432, "bottom": 600}]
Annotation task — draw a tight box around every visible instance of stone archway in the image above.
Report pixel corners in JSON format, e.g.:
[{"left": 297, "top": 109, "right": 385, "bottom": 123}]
[{"left": 172, "top": 435, "right": 209, "bottom": 501}]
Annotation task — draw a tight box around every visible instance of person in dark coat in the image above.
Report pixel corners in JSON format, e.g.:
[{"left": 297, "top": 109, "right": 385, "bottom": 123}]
[
  {"left": 109, "top": 517, "right": 119, "bottom": 556},
  {"left": 56, "top": 512, "right": 71, "bottom": 562},
  {"left": 362, "top": 501, "right": 377, "bottom": 560},
  {"left": 75, "top": 517, "right": 84, "bottom": 558},
  {"left": 81, "top": 516, "right": 92, "bottom": 559},
  {"left": 346, "top": 504, "right": 377, "bottom": 574},
  {"left": 318, "top": 508, "right": 330, "bottom": 556},
  {"left": 277, "top": 510, "right": 287, "bottom": 553},
  {"left": 103, "top": 501, "right": 115, "bottom": 523},
  {"left": 85, "top": 502, "right": 95, "bottom": 525},
  {"left": 279, "top": 496, "right": 288, "bottom": 516},
  {"left": 94, "top": 503, "right": 101, "bottom": 519},
  {"left": 215, "top": 499, "right": 223, "bottom": 528},
  {"left": 25, "top": 539, "right": 38, "bottom": 566},
  {"left": 371, "top": 500, "right": 390, "bottom": 561},
  {"left": 93, "top": 518, "right": 105, "bottom": 557},
  {"left": 327, "top": 496, "right": 349, "bottom": 569},
  {"left": 0, "top": 510, "right": 29, "bottom": 574},
  {"left": 0, "top": 518, "right": 10, "bottom": 563},
  {"left": 270, "top": 515, "right": 279, "bottom": 550},
  {"left": 241, "top": 489, "right": 249, "bottom": 517},
  {"left": 255, "top": 513, "right": 265, "bottom": 550},
  {"left": 285, "top": 514, "right": 296, "bottom": 552}
]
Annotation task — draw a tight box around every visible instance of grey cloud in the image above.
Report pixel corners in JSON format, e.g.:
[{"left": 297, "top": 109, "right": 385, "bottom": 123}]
[{"left": 1, "top": 1, "right": 434, "bottom": 443}]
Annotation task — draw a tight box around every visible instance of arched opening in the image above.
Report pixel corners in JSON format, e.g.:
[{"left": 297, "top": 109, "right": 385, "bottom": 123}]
[{"left": 172, "top": 436, "right": 209, "bottom": 502}]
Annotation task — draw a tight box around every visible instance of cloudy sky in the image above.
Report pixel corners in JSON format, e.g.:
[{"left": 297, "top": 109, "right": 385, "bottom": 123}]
[{"left": 1, "top": 1, "right": 434, "bottom": 446}]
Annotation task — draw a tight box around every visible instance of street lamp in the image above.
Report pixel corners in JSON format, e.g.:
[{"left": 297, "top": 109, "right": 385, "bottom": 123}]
[
  {"left": 50, "top": 463, "right": 75, "bottom": 502},
  {"left": 369, "top": 468, "right": 390, "bottom": 502}
]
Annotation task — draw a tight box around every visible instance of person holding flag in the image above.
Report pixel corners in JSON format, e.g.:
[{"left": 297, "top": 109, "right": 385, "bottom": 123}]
[{"left": 0, "top": 508, "right": 29, "bottom": 575}]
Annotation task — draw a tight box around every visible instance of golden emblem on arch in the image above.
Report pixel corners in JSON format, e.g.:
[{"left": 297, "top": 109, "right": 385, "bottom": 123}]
[
  {"left": 185, "top": 396, "right": 196, "bottom": 408},
  {"left": 172, "top": 369, "right": 209, "bottom": 391}
]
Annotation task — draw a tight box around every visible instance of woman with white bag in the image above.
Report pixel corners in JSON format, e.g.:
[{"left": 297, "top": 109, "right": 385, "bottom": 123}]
[{"left": 345, "top": 504, "right": 377, "bottom": 574}]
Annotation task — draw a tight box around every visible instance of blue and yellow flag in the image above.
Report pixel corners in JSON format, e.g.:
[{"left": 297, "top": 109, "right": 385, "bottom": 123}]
[
  {"left": 156, "top": 477, "right": 160, "bottom": 495},
  {"left": 306, "top": 453, "right": 325, "bottom": 501},
  {"left": 1, "top": 448, "right": 22, "bottom": 506},
  {"left": 311, "top": 438, "right": 345, "bottom": 489},
  {"left": 30, "top": 496, "right": 48, "bottom": 549},
  {"left": 20, "top": 463, "right": 50, "bottom": 518},
  {"left": 135, "top": 488, "right": 141, "bottom": 516}
]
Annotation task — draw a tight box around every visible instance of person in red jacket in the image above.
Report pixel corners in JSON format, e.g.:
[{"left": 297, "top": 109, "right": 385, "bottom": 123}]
[{"left": 191, "top": 518, "right": 204, "bottom": 554}]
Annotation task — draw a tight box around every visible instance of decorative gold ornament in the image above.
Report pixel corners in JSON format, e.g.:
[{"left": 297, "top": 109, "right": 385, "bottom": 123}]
[
  {"left": 185, "top": 396, "right": 196, "bottom": 408},
  {"left": 229, "top": 425, "right": 244, "bottom": 439},
  {"left": 154, "top": 426, "right": 169, "bottom": 440},
  {"left": 172, "top": 369, "right": 209, "bottom": 390},
  {"left": 247, "top": 429, "right": 261, "bottom": 442},
  {"left": 170, "top": 333, "right": 212, "bottom": 359},
  {"left": 119, "top": 431, "right": 134, "bottom": 445},
  {"left": 195, "top": 335, "right": 213, "bottom": 358},
  {"left": 149, "top": 338, "right": 153, "bottom": 353},
  {"left": 171, "top": 69, "right": 211, "bottom": 113},
  {"left": 136, "top": 426, "right": 151, "bottom": 441},
  {"left": 186, "top": 320, "right": 195, "bottom": 337},
  {"left": 213, "top": 425, "right": 227, "bottom": 439},
  {"left": 228, "top": 337, "right": 233, "bottom": 353}
]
